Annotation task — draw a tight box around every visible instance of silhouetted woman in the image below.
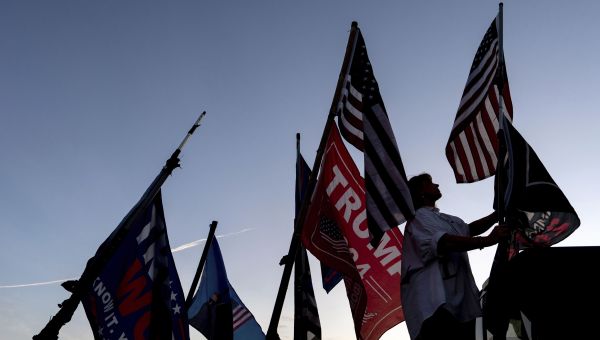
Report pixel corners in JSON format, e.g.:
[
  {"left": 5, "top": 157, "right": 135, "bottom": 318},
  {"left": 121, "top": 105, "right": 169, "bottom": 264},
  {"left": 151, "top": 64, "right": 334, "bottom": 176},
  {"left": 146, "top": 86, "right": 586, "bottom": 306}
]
[{"left": 401, "top": 173, "right": 509, "bottom": 340}]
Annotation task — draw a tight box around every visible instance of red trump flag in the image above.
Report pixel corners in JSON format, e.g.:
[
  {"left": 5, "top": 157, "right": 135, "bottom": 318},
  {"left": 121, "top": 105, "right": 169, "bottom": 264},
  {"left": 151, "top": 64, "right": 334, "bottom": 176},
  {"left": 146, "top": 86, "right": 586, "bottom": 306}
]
[{"left": 301, "top": 124, "right": 403, "bottom": 340}]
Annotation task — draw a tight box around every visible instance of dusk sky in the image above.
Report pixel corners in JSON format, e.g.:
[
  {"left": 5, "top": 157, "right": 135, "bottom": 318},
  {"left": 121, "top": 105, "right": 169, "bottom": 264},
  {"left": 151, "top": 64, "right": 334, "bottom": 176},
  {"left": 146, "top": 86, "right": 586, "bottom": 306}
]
[{"left": 2, "top": 1, "right": 599, "bottom": 339}]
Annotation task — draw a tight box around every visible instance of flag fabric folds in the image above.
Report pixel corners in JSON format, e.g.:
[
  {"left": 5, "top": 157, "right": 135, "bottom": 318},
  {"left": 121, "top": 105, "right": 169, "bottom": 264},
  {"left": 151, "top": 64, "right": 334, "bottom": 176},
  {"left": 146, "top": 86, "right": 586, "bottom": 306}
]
[
  {"left": 446, "top": 14, "right": 514, "bottom": 183},
  {"left": 294, "top": 248, "right": 322, "bottom": 340},
  {"left": 301, "top": 125, "right": 404, "bottom": 340},
  {"left": 188, "top": 238, "right": 265, "bottom": 340},
  {"left": 297, "top": 152, "right": 342, "bottom": 294},
  {"left": 333, "top": 23, "right": 414, "bottom": 243},
  {"left": 319, "top": 263, "right": 343, "bottom": 293},
  {"left": 81, "top": 191, "right": 189, "bottom": 340},
  {"left": 483, "top": 118, "right": 581, "bottom": 336},
  {"left": 294, "top": 153, "right": 322, "bottom": 340},
  {"left": 497, "top": 118, "right": 580, "bottom": 256}
]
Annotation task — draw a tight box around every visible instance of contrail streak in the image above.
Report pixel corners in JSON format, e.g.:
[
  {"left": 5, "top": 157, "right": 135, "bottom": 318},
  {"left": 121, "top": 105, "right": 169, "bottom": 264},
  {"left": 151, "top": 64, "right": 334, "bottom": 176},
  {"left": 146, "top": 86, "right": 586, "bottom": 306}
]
[
  {"left": 171, "top": 228, "right": 255, "bottom": 253},
  {"left": 0, "top": 278, "right": 79, "bottom": 289},
  {"left": 0, "top": 228, "right": 256, "bottom": 289}
]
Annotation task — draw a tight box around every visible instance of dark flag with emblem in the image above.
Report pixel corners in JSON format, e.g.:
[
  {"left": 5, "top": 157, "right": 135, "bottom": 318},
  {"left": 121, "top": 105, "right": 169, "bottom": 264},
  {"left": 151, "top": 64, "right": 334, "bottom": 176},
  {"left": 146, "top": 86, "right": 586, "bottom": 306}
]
[
  {"left": 294, "top": 153, "right": 322, "bottom": 340},
  {"left": 484, "top": 118, "right": 581, "bottom": 336},
  {"left": 497, "top": 119, "right": 580, "bottom": 256},
  {"left": 81, "top": 191, "right": 189, "bottom": 340},
  {"left": 446, "top": 13, "right": 513, "bottom": 183},
  {"left": 188, "top": 238, "right": 265, "bottom": 340},
  {"left": 333, "top": 22, "right": 414, "bottom": 244}
]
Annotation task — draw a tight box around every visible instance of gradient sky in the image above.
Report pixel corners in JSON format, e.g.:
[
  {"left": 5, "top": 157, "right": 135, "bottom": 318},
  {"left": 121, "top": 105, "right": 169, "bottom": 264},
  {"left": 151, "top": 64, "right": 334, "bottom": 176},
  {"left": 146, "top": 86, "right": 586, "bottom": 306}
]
[{"left": 2, "top": 1, "right": 599, "bottom": 339}]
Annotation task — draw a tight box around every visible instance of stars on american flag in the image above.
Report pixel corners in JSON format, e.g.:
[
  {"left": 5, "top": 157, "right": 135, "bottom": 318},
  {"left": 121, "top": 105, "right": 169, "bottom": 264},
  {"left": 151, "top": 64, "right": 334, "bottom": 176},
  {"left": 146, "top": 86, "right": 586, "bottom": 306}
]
[
  {"left": 472, "top": 24, "right": 498, "bottom": 71},
  {"left": 166, "top": 279, "right": 183, "bottom": 315},
  {"left": 353, "top": 43, "right": 379, "bottom": 102},
  {"left": 446, "top": 14, "right": 512, "bottom": 183},
  {"left": 319, "top": 216, "right": 348, "bottom": 251}
]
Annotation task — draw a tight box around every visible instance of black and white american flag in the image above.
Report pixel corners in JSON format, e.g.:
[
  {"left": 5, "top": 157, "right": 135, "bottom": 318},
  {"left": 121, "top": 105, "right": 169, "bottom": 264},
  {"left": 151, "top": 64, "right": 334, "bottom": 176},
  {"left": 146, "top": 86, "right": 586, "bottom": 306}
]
[
  {"left": 446, "top": 15, "right": 513, "bottom": 183},
  {"left": 334, "top": 24, "right": 414, "bottom": 243}
]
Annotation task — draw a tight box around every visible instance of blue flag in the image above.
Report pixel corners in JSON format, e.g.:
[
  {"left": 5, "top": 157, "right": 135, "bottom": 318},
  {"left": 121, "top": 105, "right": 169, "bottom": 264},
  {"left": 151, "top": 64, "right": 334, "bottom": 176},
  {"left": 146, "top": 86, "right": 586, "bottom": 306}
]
[
  {"left": 188, "top": 238, "right": 265, "bottom": 340},
  {"left": 81, "top": 191, "right": 189, "bottom": 340}
]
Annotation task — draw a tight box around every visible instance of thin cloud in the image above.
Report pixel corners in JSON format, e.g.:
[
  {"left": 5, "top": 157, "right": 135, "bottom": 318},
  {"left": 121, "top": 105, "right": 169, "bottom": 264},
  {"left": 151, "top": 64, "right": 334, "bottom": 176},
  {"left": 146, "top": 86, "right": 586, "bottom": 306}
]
[{"left": 0, "top": 228, "right": 256, "bottom": 289}]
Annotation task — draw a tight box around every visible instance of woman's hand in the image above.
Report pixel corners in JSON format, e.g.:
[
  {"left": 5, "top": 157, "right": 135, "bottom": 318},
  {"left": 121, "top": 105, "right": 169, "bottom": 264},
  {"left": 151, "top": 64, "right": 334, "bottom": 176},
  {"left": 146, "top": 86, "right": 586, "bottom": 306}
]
[{"left": 487, "top": 225, "right": 511, "bottom": 245}]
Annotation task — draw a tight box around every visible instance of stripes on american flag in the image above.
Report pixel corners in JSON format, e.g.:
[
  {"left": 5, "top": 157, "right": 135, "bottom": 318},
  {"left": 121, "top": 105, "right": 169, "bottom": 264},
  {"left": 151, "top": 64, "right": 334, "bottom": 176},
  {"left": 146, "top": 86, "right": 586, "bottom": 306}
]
[
  {"left": 446, "top": 15, "right": 513, "bottom": 183},
  {"left": 334, "top": 26, "right": 414, "bottom": 243},
  {"left": 232, "top": 302, "right": 253, "bottom": 331}
]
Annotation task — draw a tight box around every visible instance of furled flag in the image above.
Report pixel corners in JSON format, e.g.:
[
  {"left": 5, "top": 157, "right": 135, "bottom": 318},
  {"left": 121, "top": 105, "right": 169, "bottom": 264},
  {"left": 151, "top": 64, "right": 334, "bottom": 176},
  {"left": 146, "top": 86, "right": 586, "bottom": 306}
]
[
  {"left": 446, "top": 13, "right": 514, "bottom": 183},
  {"left": 294, "top": 247, "right": 322, "bottom": 340},
  {"left": 81, "top": 191, "right": 189, "bottom": 340},
  {"left": 333, "top": 22, "right": 414, "bottom": 244},
  {"left": 301, "top": 125, "right": 404, "bottom": 340},
  {"left": 497, "top": 118, "right": 580, "bottom": 257},
  {"left": 294, "top": 153, "right": 322, "bottom": 340},
  {"left": 297, "top": 151, "right": 343, "bottom": 294},
  {"left": 319, "top": 262, "right": 343, "bottom": 293},
  {"left": 188, "top": 238, "right": 265, "bottom": 340}
]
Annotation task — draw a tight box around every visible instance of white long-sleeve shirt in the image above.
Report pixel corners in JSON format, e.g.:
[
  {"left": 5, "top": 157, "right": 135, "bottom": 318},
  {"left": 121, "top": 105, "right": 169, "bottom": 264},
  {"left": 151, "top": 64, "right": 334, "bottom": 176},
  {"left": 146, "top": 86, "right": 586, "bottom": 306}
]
[{"left": 401, "top": 206, "right": 482, "bottom": 339}]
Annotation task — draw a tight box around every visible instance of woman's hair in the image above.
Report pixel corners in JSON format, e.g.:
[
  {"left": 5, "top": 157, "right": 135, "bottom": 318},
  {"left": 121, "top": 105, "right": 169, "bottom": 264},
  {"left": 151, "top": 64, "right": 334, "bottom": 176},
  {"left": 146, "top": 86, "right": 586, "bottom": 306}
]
[{"left": 408, "top": 173, "right": 432, "bottom": 210}]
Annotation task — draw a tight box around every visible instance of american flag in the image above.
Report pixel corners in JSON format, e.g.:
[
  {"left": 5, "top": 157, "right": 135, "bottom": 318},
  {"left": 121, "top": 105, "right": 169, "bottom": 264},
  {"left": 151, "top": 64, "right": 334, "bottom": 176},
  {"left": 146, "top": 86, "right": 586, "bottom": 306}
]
[
  {"left": 319, "top": 216, "right": 348, "bottom": 252},
  {"left": 334, "top": 22, "right": 414, "bottom": 243},
  {"left": 232, "top": 301, "right": 253, "bottom": 331},
  {"left": 446, "top": 14, "right": 513, "bottom": 183}
]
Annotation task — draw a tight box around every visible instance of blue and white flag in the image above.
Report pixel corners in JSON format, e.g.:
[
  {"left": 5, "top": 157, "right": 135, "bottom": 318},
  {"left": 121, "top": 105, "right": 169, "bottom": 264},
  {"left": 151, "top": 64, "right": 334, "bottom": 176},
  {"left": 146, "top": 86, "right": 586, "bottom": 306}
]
[
  {"left": 188, "top": 238, "right": 265, "bottom": 340},
  {"left": 81, "top": 191, "right": 189, "bottom": 340}
]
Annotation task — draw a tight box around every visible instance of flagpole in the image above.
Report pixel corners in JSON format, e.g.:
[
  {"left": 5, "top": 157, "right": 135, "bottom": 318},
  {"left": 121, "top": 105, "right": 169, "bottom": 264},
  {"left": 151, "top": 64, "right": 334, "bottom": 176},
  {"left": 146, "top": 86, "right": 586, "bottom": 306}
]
[
  {"left": 494, "top": 3, "right": 506, "bottom": 226},
  {"left": 494, "top": 2, "right": 508, "bottom": 262},
  {"left": 33, "top": 111, "right": 206, "bottom": 340},
  {"left": 294, "top": 133, "right": 303, "bottom": 340},
  {"left": 185, "top": 220, "right": 219, "bottom": 309},
  {"left": 484, "top": 4, "right": 513, "bottom": 338},
  {"left": 265, "top": 22, "right": 359, "bottom": 340}
]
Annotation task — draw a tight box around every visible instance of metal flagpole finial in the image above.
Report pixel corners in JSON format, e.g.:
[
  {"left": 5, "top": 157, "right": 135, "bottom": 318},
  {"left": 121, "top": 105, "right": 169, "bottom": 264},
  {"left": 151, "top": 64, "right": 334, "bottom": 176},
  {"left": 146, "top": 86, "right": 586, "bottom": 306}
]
[
  {"left": 177, "top": 111, "right": 206, "bottom": 151},
  {"left": 166, "top": 111, "right": 207, "bottom": 170}
]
